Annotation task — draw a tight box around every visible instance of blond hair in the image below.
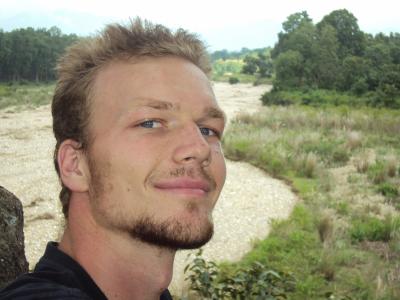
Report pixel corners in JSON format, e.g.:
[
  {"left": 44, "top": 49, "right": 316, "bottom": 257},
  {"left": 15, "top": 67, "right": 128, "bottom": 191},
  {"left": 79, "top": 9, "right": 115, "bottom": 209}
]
[{"left": 52, "top": 18, "right": 211, "bottom": 218}]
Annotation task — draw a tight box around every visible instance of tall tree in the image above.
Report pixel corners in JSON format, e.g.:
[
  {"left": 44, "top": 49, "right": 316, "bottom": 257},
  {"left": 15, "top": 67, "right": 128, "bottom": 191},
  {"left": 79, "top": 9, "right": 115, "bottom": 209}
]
[
  {"left": 0, "top": 27, "right": 78, "bottom": 82},
  {"left": 317, "top": 9, "right": 365, "bottom": 58},
  {"left": 311, "top": 24, "right": 340, "bottom": 89}
]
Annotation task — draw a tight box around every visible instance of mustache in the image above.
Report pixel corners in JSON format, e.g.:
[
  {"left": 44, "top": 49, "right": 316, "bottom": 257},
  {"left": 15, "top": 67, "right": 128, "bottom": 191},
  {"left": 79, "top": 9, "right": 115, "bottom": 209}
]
[{"left": 156, "top": 166, "right": 217, "bottom": 191}]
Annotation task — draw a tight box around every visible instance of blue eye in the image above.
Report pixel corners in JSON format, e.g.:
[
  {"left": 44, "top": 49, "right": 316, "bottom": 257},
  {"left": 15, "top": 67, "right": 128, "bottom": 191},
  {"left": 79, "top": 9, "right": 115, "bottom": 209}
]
[
  {"left": 199, "top": 127, "right": 217, "bottom": 137},
  {"left": 140, "top": 120, "right": 162, "bottom": 128}
]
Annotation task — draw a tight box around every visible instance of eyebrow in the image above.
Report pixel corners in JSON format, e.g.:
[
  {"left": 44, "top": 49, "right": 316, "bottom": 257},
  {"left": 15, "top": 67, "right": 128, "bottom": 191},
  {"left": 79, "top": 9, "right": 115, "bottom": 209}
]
[
  {"left": 201, "top": 106, "right": 226, "bottom": 124},
  {"left": 123, "top": 97, "right": 226, "bottom": 123},
  {"left": 132, "top": 98, "right": 176, "bottom": 110}
]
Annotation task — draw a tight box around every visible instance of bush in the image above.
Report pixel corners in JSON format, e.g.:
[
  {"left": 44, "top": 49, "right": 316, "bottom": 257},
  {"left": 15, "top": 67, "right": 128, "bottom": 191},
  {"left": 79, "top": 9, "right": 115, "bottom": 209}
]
[
  {"left": 184, "top": 250, "right": 296, "bottom": 299},
  {"left": 376, "top": 182, "right": 399, "bottom": 199},
  {"left": 350, "top": 215, "right": 399, "bottom": 243},
  {"left": 258, "top": 147, "right": 287, "bottom": 177},
  {"left": 261, "top": 91, "right": 295, "bottom": 106},
  {"left": 351, "top": 78, "right": 369, "bottom": 96},
  {"left": 228, "top": 77, "right": 239, "bottom": 84},
  {"left": 367, "top": 161, "right": 388, "bottom": 184}
]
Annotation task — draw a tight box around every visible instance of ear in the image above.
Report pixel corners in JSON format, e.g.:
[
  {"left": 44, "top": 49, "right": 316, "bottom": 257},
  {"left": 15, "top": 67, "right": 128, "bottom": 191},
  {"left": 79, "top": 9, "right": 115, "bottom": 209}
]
[{"left": 57, "top": 139, "right": 89, "bottom": 193}]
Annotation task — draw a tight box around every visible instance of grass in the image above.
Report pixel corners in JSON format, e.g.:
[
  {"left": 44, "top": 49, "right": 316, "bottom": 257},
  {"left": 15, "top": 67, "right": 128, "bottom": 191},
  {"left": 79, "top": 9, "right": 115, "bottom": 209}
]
[
  {"left": 0, "top": 82, "right": 54, "bottom": 110},
  {"left": 218, "top": 104, "right": 400, "bottom": 299}
]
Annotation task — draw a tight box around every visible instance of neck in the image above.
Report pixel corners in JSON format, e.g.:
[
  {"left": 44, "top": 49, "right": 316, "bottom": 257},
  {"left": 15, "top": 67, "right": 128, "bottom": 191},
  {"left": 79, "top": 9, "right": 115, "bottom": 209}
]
[{"left": 59, "top": 198, "right": 175, "bottom": 300}]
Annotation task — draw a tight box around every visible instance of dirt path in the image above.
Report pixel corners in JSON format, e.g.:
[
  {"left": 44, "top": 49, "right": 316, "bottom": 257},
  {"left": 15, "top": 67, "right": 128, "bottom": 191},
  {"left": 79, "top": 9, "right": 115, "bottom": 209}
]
[{"left": 0, "top": 82, "right": 297, "bottom": 296}]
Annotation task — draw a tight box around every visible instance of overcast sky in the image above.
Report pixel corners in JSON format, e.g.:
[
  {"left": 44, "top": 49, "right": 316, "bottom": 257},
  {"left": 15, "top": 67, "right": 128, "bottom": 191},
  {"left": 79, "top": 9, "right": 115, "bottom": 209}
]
[{"left": 0, "top": 0, "right": 399, "bottom": 51}]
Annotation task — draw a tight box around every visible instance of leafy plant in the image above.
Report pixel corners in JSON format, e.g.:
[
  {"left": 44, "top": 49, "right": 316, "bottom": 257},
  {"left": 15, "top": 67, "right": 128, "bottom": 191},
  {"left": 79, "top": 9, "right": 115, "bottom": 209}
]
[
  {"left": 376, "top": 182, "right": 399, "bottom": 199},
  {"left": 350, "top": 215, "right": 400, "bottom": 243},
  {"left": 228, "top": 77, "right": 239, "bottom": 84},
  {"left": 184, "top": 250, "right": 296, "bottom": 299}
]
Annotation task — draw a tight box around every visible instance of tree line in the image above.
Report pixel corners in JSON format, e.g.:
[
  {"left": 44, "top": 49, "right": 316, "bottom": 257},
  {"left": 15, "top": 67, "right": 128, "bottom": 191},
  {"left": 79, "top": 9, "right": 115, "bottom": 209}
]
[
  {"left": 0, "top": 27, "right": 78, "bottom": 82},
  {"left": 268, "top": 9, "right": 400, "bottom": 108}
]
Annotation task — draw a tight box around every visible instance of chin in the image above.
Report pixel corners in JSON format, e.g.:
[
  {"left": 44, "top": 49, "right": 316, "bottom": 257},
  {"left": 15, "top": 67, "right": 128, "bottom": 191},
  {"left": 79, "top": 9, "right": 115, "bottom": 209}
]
[{"left": 127, "top": 214, "right": 214, "bottom": 250}]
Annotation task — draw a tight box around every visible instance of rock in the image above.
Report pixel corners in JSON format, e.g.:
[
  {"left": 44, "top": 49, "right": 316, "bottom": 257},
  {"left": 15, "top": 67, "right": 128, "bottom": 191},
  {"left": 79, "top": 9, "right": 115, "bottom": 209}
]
[{"left": 0, "top": 186, "right": 28, "bottom": 289}]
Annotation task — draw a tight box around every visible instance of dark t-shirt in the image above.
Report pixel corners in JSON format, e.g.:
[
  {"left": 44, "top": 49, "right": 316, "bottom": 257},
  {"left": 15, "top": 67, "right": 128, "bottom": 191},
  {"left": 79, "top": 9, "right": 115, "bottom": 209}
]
[{"left": 0, "top": 242, "right": 173, "bottom": 300}]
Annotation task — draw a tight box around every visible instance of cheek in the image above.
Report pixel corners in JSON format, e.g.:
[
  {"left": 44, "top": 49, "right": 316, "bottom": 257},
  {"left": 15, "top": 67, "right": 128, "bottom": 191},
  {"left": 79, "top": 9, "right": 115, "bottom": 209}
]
[{"left": 211, "top": 143, "right": 226, "bottom": 185}]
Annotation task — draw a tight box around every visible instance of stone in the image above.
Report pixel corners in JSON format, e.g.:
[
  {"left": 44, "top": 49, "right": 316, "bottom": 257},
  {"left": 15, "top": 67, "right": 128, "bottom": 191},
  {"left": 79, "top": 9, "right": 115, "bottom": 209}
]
[{"left": 0, "top": 186, "right": 28, "bottom": 289}]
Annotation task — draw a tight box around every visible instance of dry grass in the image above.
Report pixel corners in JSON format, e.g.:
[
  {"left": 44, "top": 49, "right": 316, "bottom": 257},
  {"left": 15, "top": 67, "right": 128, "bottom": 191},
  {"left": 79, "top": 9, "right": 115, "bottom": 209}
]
[
  {"left": 353, "top": 151, "right": 371, "bottom": 173},
  {"left": 386, "top": 154, "right": 399, "bottom": 178},
  {"left": 318, "top": 214, "right": 334, "bottom": 244},
  {"left": 346, "top": 130, "right": 363, "bottom": 150}
]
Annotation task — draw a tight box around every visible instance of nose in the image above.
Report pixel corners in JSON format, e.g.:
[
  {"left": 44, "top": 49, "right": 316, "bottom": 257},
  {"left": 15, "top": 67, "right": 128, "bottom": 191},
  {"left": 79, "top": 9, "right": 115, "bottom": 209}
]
[{"left": 172, "top": 123, "right": 212, "bottom": 166}]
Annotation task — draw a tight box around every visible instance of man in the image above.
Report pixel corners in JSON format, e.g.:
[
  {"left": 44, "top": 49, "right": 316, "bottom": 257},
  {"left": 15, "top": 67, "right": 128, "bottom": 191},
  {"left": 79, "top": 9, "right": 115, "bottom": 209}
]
[{"left": 0, "top": 18, "right": 226, "bottom": 299}]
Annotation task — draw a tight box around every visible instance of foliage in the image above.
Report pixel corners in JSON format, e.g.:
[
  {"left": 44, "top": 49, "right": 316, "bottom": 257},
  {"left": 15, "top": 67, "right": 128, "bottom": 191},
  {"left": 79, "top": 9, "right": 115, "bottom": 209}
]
[
  {"left": 268, "top": 9, "right": 400, "bottom": 108},
  {"left": 228, "top": 77, "right": 239, "bottom": 84},
  {"left": 376, "top": 182, "right": 399, "bottom": 198},
  {"left": 184, "top": 250, "right": 296, "bottom": 299},
  {"left": 262, "top": 88, "right": 400, "bottom": 109},
  {"left": 350, "top": 215, "right": 400, "bottom": 243},
  {"left": 0, "top": 27, "right": 78, "bottom": 82},
  {"left": 210, "top": 48, "right": 273, "bottom": 84},
  {"left": 212, "top": 59, "right": 244, "bottom": 78},
  {"left": 241, "top": 50, "right": 273, "bottom": 78}
]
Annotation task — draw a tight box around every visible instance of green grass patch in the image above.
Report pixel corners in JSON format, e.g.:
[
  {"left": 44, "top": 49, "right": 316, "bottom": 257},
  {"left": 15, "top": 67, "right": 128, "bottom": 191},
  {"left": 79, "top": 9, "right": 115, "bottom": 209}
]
[
  {"left": 350, "top": 215, "right": 400, "bottom": 243},
  {"left": 376, "top": 182, "right": 399, "bottom": 199},
  {"left": 290, "top": 176, "right": 318, "bottom": 195},
  {"left": 0, "top": 83, "right": 54, "bottom": 110}
]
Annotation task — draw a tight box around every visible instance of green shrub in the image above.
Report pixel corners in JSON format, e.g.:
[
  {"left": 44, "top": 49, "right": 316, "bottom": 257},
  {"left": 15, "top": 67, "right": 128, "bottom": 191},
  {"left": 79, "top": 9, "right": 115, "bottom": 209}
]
[
  {"left": 228, "top": 77, "right": 239, "bottom": 84},
  {"left": 261, "top": 91, "right": 295, "bottom": 106},
  {"left": 293, "top": 153, "right": 319, "bottom": 178},
  {"left": 0, "top": 85, "right": 12, "bottom": 97},
  {"left": 332, "top": 147, "right": 350, "bottom": 165},
  {"left": 336, "top": 202, "right": 350, "bottom": 216},
  {"left": 367, "top": 161, "right": 387, "bottom": 184},
  {"left": 376, "top": 182, "right": 399, "bottom": 198},
  {"left": 223, "top": 136, "right": 253, "bottom": 161},
  {"left": 350, "top": 215, "right": 399, "bottom": 243},
  {"left": 351, "top": 78, "right": 369, "bottom": 96},
  {"left": 258, "top": 147, "right": 287, "bottom": 177},
  {"left": 184, "top": 250, "right": 296, "bottom": 299}
]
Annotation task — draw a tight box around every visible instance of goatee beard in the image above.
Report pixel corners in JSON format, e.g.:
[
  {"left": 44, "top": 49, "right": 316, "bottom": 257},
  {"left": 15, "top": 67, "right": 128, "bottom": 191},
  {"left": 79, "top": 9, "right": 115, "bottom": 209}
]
[{"left": 127, "top": 214, "right": 214, "bottom": 250}]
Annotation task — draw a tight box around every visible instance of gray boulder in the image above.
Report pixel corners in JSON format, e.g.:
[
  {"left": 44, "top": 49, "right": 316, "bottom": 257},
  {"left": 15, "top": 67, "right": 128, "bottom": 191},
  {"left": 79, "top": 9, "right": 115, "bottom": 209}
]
[{"left": 0, "top": 186, "right": 28, "bottom": 289}]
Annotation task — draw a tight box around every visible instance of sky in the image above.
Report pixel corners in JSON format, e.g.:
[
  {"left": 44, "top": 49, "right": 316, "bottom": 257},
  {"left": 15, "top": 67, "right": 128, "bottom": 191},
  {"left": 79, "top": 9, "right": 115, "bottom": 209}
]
[{"left": 0, "top": 0, "right": 399, "bottom": 51}]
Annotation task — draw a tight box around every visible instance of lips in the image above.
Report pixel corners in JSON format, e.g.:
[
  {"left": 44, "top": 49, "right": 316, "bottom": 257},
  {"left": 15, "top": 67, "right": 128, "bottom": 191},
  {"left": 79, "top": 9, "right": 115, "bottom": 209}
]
[{"left": 153, "top": 178, "right": 211, "bottom": 196}]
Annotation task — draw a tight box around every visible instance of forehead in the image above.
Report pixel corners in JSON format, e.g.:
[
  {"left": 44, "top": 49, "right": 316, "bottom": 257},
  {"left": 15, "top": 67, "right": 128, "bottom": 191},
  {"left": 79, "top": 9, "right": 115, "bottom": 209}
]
[{"left": 90, "top": 56, "right": 217, "bottom": 117}]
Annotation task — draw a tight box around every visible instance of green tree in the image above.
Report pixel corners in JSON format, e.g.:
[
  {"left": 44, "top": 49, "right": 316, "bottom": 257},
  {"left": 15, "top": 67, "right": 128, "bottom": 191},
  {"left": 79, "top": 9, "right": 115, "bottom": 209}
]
[
  {"left": 241, "top": 51, "right": 273, "bottom": 78},
  {"left": 282, "top": 11, "right": 312, "bottom": 33},
  {"left": 274, "top": 50, "right": 304, "bottom": 89},
  {"left": 256, "top": 52, "right": 273, "bottom": 77},
  {"left": 242, "top": 55, "right": 258, "bottom": 74},
  {"left": 317, "top": 9, "right": 365, "bottom": 58},
  {"left": 312, "top": 24, "right": 340, "bottom": 89},
  {"left": 339, "top": 56, "right": 369, "bottom": 91},
  {"left": 272, "top": 11, "right": 314, "bottom": 60},
  {"left": 0, "top": 26, "right": 78, "bottom": 82}
]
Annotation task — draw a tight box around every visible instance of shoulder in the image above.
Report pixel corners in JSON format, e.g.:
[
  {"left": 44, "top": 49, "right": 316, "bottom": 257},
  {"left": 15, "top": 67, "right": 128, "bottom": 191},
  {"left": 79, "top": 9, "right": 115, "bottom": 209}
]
[{"left": 0, "top": 273, "right": 92, "bottom": 300}]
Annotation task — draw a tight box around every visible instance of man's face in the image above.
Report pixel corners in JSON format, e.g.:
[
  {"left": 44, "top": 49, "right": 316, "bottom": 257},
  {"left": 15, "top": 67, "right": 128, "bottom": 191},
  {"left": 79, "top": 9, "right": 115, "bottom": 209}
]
[{"left": 85, "top": 56, "right": 226, "bottom": 250}]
